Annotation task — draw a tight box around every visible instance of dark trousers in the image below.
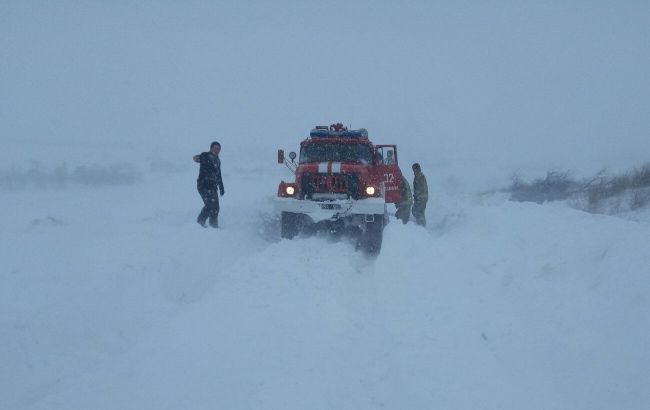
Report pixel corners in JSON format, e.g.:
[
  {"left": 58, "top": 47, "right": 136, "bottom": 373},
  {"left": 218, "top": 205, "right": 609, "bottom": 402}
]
[{"left": 197, "top": 182, "right": 220, "bottom": 227}]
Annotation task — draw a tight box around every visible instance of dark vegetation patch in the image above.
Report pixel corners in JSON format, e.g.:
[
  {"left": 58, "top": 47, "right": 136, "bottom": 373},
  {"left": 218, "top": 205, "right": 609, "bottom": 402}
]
[
  {"left": 508, "top": 163, "right": 650, "bottom": 214},
  {"left": 0, "top": 161, "right": 139, "bottom": 190}
]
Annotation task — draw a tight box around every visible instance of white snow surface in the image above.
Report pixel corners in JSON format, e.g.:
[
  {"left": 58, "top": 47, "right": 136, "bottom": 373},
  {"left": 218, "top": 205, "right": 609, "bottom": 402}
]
[
  {"left": 3, "top": 2, "right": 650, "bottom": 408},
  {"left": 2, "top": 156, "right": 650, "bottom": 410}
]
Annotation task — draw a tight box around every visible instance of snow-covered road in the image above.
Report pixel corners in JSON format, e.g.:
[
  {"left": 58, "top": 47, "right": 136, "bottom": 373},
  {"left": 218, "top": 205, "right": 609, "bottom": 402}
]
[{"left": 2, "top": 164, "right": 650, "bottom": 410}]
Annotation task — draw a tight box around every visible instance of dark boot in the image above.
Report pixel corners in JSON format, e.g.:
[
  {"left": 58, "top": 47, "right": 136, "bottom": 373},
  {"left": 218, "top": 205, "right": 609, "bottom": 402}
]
[
  {"left": 197, "top": 213, "right": 208, "bottom": 228},
  {"left": 197, "top": 205, "right": 210, "bottom": 227}
]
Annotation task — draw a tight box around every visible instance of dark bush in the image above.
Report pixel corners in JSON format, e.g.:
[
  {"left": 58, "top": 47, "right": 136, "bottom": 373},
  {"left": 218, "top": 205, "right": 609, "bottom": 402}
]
[
  {"left": 508, "top": 162, "right": 650, "bottom": 214},
  {"left": 0, "top": 161, "right": 139, "bottom": 190},
  {"left": 509, "top": 171, "right": 577, "bottom": 204}
]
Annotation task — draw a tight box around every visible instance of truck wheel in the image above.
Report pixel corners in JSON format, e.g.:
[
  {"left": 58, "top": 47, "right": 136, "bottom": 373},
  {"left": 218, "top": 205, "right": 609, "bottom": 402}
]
[
  {"left": 359, "top": 214, "right": 384, "bottom": 254},
  {"left": 281, "top": 212, "right": 300, "bottom": 239}
]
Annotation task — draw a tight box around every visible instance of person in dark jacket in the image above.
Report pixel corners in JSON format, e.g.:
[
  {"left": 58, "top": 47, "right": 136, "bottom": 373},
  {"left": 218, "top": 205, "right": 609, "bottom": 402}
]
[
  {"left": 193, "top": 141, "right": 225, "bottom": 228},
  {"left": 411, "top": 163, "right": 428, "bottom": 226}
]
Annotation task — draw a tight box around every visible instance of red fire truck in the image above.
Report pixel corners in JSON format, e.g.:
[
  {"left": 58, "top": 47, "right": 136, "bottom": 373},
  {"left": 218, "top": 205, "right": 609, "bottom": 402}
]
[{"left": 276, "top": 123, "right": 404, "bottom": 253}]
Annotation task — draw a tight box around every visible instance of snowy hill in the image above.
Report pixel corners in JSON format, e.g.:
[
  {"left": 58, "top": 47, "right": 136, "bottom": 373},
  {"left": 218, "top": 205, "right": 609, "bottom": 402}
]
[{"left": 2, "top": 160, "right": 649, "bottom": 410}]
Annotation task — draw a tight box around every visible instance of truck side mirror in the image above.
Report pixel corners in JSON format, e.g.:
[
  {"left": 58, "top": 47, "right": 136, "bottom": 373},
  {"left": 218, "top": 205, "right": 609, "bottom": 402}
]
[
  {"left": 278, "top": 149, "right": 285, "bottom": 164},
  {"left": 289, "top": 152, "right": 297, "bottom": 161}
]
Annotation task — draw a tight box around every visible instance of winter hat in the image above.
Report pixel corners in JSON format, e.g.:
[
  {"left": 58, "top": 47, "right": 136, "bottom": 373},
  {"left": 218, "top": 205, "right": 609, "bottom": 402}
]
[{"left": 210, "top": 141, "right": 221, "bottom": 149}]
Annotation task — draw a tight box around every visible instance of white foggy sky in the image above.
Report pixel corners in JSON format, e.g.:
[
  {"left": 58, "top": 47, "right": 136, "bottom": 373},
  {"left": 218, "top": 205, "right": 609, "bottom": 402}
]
[{"left": 1, "top": 1, "right": 649, "bottom": 174}]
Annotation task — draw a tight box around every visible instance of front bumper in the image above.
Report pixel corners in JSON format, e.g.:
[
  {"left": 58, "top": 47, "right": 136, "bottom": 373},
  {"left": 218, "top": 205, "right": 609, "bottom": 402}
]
[{"left": 274, "top": 197, "right": 386, "bottom": 223}]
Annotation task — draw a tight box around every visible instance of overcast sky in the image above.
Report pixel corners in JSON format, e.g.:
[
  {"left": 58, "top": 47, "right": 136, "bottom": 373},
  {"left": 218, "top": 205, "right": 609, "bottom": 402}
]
[{"left": 2, "top": 1, "right": 649, "bottom": 174}]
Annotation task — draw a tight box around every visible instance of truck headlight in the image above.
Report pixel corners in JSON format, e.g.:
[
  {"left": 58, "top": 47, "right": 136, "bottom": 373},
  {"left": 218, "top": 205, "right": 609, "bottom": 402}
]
[
  {"left": 365, "top": 186, "right": 375, "bottom": 195},
  {"left": 286, "top": 186, "right": 295, "bottom": 195}
]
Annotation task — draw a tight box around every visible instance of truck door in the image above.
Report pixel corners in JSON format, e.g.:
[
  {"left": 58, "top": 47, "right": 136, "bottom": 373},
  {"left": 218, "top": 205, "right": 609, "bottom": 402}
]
[{"left": 375, "top": 145, "right": 403, "bottom": 203}]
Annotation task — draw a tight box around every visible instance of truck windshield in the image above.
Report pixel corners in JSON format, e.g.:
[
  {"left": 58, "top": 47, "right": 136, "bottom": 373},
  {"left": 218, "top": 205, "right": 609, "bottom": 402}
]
[{"left": 300, "top": 143, "right": 373, "bottom": 164}]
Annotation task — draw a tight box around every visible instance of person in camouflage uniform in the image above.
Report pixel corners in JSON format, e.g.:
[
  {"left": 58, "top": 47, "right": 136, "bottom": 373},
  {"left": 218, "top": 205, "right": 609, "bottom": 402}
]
[
  {"left": 411, "top": 163, "right": 428, "bottom": 226},
  {"left": 395, "top": 175, "right": 413, "bottom": 224}
]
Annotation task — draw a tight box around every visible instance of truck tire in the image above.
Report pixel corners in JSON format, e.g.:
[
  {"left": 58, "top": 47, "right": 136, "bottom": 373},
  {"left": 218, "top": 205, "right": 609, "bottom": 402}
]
[
  {"left": 281, "top": 212, "right": 300, "bottom": 239},
  {"left": 359, "top": 214, "right": 384, "bottom": 254}
]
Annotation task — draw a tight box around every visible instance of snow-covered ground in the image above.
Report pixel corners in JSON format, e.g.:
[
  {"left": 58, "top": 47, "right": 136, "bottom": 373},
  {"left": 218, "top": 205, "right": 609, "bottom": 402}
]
[
  {"left": 2, "top": 152, "right": 649, "bottom": 410},
  {"left": 3, "top": 2, "right": 650, "bottom": 408}
]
